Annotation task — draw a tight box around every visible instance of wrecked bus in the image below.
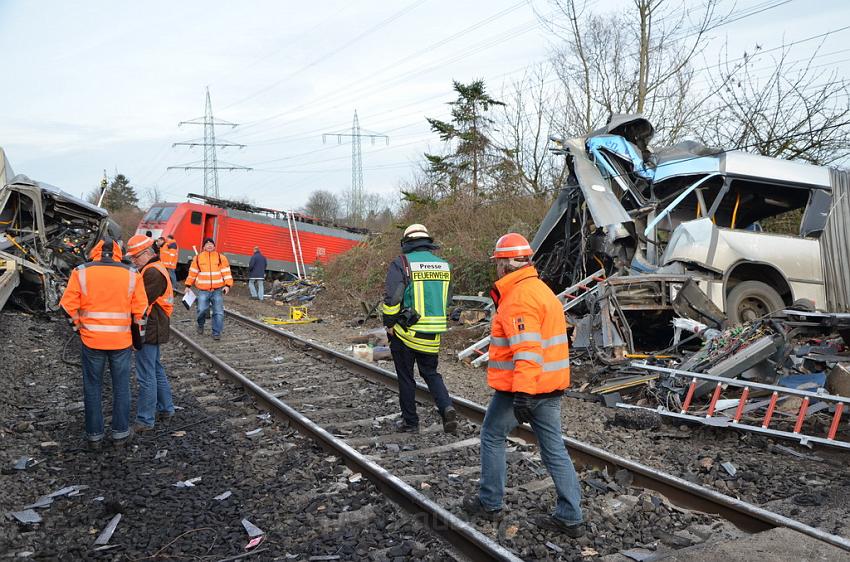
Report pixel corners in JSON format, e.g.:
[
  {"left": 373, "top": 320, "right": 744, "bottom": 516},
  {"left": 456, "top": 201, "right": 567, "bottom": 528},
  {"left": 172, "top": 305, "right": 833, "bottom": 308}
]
[
  {"left": 534, "top": 115, "right": 850, "bottom": 333},
  {"left": 0, "top": 174, "right": 116, "bottom": 311}
]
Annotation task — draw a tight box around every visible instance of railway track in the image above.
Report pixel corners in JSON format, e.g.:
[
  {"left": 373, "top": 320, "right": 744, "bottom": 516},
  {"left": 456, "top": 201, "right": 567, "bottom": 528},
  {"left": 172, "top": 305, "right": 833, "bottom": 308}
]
[{"left": 170, "top": 299, "right": 850, "bottom": 559}]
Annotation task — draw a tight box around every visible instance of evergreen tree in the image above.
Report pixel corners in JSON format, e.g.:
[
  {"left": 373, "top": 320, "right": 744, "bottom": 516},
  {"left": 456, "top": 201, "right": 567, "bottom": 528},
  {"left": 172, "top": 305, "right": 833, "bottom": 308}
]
[
  {"left": 425, "top": 80, "right": 505, "bottom": 198},
  {"left": 101, "top": 174, "right": 139, "bottom": 212}
]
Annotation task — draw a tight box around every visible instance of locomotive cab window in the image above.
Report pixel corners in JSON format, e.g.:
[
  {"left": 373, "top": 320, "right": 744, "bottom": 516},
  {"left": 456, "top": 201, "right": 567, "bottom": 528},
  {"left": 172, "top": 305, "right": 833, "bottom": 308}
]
[
  {"left": 142, "top": 205, "right": 175, "bottom": 223},
  {"left": 190, "top": 211, "right": 202, "bottom": 225}
]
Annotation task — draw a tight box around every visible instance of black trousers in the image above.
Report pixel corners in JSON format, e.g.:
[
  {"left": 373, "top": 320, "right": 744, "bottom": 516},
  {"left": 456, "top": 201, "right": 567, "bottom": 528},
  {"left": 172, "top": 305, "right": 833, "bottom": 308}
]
[{"left": 389, "top": 336, "right": 452, "bottom": 426}]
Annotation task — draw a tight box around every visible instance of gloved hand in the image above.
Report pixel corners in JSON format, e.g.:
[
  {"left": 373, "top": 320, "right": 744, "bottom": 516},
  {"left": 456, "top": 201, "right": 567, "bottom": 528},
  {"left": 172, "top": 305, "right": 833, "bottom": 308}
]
[{"left": 513, "top": 393, "right": 536, "bottom": 424}]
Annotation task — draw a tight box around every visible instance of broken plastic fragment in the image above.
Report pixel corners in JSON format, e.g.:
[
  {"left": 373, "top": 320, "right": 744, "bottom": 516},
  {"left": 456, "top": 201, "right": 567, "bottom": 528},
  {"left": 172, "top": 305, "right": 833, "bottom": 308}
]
[
  {"left": 23, "top": 496, "right": 53, "bottom": 510},
  {"left": 245, "top": 535, "right": 265, "bottom": 550},
  {"left": 241, "top": 518, "right": 264, "bottom": 537},
  {"left": 546, "top": 541, "right": 564, "bottom": 553},
  {"left": 13, "top": 457, "right": 36, "bottom": 471},
  {"left": 173, "top": 477, "right": 202, "bottom": 488},
  {"left": 154, "top": 449, "right": 168, "bottom": 460},
  {"left": 48, "top": 485, "right": 88, "bottom": 498},
  {"left": 721, "top": 462, "right": 737, "bottom": 476},
  {"left": 245, "top": 428, "right": 263, "bottom": 438},
  {"left": 94, "top": 514, "right": 121, "bottom": 545},
  {"left": 348, "top": 473, "right": 362, "bottom": 483},
  {"left": 171, "top": 431, "right": 187, "bottom": 437},
  {"left": 7, "top": 509, "right": 42, "bottom": 524},
  {"left": 214, "top": 491, "right": 232, "bottom": 501}
]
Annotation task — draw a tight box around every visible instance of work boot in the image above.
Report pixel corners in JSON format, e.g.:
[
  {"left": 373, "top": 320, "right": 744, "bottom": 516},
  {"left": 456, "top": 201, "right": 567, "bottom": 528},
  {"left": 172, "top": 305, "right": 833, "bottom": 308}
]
[
  {"left": 156, "top": 411, "right": 175, "bottom": 422},
  {"left": 212, "top": 334, "right": 221, "bottom": 341},
  {"left": 462, "top": 495, "right": 503, "bottom": 521},
  {"left": 441, "top": 406, "right": 458, "bottom": 433},
  {"left": 86, "top": 439, "right": 102, "bottom": 452},
  {"left": 133, "top": 423, "right": 154, "bottom": 434},
  {"left": 196, "top": 324, "right": 204, "bottom": 336},
  {"left": 395, "top": 421, "right": 419, "bottom": 434},
  {"left": 530, "top": 514, "right": 585, "bottom": 538},
  {"left": 112, "top": 430, "right": 134, "bottom": 449}
]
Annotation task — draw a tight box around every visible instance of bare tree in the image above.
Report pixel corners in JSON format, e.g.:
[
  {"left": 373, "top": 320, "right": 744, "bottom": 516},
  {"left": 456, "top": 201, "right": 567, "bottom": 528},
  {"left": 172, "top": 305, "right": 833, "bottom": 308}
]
[
  {"left": 140, "top": 185, "right": 165, "bottom": 208},
  {"left": 304, "top": 189, "right": 341, "bottom": 221},
  {"left": 702, "top": 43, "right": 850, "bottom": 165},
  {"left": 498, "top": 66, "right": 569, "bottom": 197},
  {"left": 541, "top": 0, "right": 726, "bottom": 143}
]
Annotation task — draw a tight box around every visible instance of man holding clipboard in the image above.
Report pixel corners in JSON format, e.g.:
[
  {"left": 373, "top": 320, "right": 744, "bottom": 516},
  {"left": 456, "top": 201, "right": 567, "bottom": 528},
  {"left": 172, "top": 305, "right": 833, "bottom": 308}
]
[{"left": 184, "top": 237, "right": 233, "bottom": 341}]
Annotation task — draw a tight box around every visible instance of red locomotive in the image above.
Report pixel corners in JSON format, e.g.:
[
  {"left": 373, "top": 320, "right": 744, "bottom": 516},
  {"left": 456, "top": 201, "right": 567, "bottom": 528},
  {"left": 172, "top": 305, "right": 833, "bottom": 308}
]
[{"left": 135, "top": 193, "right": 366, "bottom": 278}]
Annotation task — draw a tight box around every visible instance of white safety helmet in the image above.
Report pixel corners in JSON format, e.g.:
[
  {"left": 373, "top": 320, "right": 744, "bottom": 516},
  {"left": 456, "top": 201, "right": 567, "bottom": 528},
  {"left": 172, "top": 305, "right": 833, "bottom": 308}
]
[{"left": 402, "top": 224, "right": 431, "bottom": 242}]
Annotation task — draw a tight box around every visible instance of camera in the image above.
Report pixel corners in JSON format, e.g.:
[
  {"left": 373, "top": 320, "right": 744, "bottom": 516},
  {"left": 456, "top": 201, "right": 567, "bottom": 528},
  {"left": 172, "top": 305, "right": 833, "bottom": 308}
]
[{"left": 396, "top": 308, "right": 421, "bottom": 329}]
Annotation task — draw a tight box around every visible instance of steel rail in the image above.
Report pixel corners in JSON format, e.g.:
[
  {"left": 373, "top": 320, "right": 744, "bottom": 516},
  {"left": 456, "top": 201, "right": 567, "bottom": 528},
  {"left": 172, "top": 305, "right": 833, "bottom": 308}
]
[
  {"left": 207, "top": 305, "right": 850, "bottom": 553},
  {"left": 170, "top": 324, "right": 522, "bottom": 562}
]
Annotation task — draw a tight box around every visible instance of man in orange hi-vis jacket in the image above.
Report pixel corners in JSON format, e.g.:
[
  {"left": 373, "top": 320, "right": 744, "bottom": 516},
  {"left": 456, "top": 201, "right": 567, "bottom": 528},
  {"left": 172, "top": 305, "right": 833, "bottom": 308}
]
[
  {"left": 184, "top": 237, "right": 232, "bottom": 340},
  {"left": 463, "top": 233, "right": 584, "bottom": 537},
  {"left": 159, "top": 234, "right": 179, "bottom": 286},
  {"left": 60, "top": 238, "right": 148, "bottom": 449}
]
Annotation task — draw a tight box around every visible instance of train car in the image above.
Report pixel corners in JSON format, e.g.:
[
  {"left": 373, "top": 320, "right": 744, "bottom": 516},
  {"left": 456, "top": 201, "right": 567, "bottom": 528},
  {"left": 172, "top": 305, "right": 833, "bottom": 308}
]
[{"left": 135, "top": 193, "right": 367, "bottom": 277}]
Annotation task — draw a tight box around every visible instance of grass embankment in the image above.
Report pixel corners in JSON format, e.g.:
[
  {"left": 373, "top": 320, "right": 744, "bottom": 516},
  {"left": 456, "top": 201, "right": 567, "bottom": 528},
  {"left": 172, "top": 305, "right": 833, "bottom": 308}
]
[{"left": 321, "top": 195, "right": 552, "bottom": 314}]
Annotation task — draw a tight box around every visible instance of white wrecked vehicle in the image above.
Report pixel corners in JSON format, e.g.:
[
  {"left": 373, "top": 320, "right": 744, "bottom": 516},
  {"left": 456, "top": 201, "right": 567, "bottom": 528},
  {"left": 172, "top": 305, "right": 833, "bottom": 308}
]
[{"left": 535, "top": 115, "right": 849, "bottom": 329}]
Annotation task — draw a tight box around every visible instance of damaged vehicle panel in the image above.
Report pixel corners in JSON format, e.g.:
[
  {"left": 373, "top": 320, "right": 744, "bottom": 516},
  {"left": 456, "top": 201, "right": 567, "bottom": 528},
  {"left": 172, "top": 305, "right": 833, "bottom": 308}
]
[
  {"left": 534, "top": 115, "right": 845, "bottom": 332},
  {"left": 0, "top": 174, "right": 116, "bottom": 311}
]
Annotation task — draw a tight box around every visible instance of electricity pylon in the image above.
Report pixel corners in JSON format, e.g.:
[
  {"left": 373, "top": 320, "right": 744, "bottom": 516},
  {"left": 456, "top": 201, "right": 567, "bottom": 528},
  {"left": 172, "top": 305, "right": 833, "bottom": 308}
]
[
  {"left": 322, "top": 110, "right": 388, "bottom": 225},
  {"left": 169, "top": 87, "right": 251, "bottom": 198}
]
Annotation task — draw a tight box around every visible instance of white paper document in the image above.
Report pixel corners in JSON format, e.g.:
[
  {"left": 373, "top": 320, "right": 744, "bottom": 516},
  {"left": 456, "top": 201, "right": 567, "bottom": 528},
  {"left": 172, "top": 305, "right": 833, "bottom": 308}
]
[{"left": 182, "top": 290, "right": 197, "bottom": 309}]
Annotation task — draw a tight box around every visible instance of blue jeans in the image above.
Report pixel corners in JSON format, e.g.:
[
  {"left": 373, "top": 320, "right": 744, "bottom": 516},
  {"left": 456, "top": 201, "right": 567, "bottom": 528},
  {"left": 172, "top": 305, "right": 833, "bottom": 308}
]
[
  {"left": 248, "top": 278, "right": 264, "bottom": 301},
  {"left": 196, "top": 287, "right": 224, "bottom": 336},
  {"left": 168, "top": 268, "right": 177, "bottom": 287},
  {"left": 81, "top": 344, "right": 131, "bottom": 441},
  {"left": 479, "top": 391, "right": 583, "bottom": 524},
  {"left": 135, "top": 343, "right": 175, "bottom": 427}
]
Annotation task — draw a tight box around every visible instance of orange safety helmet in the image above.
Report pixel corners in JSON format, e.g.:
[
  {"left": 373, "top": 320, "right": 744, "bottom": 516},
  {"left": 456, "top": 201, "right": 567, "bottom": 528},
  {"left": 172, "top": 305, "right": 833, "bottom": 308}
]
[
  {"left": 125, "top": 234, "right": 154, "bottom": 257},
  {"left": 491, "top": 232, "right": 533, "bottom": 260}
]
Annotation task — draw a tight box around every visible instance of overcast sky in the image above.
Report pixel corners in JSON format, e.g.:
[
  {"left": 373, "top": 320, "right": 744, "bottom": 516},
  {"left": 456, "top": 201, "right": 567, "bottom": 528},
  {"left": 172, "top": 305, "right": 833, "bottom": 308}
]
[{"left": 1, "top": 0, "right": 848, "bottom": 211}]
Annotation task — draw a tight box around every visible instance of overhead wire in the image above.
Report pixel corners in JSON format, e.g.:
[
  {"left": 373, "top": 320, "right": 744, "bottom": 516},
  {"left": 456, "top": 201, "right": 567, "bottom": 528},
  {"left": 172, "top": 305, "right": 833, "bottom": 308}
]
[
  {"left": 229, "top": 1, "right": 825, "bottom": 148},
  {"left": 152, "top": 9, "right": 850, "bottom": 200},
  {"left": 218, "top": 0, "right": 430, "bottom": 113},
  {"left": 229, "top": 13, "right": 548, "bottom": 141}
]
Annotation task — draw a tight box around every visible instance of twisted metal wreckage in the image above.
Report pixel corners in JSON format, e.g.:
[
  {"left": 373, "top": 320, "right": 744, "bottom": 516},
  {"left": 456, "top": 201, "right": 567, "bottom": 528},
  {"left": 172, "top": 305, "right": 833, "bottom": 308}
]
[
  {"left": 459, "top": 115, "right": 850, "bottom": 448},
  {"left": 0, "top": 148, "right": 118, "bottom": 312},
  {"left": 531, "top": 114, "right": 850, "bottom": 359}
]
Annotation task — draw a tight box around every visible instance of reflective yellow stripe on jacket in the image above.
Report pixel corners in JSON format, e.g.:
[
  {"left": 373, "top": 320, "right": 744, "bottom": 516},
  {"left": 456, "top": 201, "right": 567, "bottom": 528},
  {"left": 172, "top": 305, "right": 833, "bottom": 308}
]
[{"left": 393, "top": 325, "right": 441, "bottom": 354}]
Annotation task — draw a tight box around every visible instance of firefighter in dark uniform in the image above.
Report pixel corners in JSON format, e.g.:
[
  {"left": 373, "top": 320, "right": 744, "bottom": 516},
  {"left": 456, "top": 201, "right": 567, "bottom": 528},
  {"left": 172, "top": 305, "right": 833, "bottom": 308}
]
[{"left": 382, "top": 224, "right": 457, "bottom": 433}]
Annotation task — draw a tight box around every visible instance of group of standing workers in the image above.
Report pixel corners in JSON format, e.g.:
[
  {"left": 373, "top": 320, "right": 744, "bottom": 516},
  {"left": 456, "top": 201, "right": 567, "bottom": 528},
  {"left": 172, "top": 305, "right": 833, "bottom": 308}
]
[
  {"left": 382, "top": 224, "right": 585, "bottom": 538},
  {"left": 58, "top": 220, "right": 582, "bottom": 534},
  {"left": 60, "top": 234, "right": 177, "bottom": 448},
  {"left": 59, "top": 231, "right": 249, "bottom": 447}
]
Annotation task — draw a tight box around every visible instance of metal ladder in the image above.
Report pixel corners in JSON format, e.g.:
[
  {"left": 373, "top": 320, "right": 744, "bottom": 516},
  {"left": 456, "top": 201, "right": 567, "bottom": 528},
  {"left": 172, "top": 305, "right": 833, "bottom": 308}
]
[
  {"left": 625, "top": 364, "right": 850, "bottom": 450},
  {"left": 285, "top": 212, "right": 306, "bottom": 279},
  {"left": 457, "top": 269, "right": 605, "bottom": 368}
]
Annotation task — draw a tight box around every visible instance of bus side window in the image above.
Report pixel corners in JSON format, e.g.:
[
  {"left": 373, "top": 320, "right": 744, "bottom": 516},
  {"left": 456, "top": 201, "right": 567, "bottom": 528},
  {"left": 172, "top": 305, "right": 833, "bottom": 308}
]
[{"left": 190, "top": 211, "right": 202, "bottom": 225}]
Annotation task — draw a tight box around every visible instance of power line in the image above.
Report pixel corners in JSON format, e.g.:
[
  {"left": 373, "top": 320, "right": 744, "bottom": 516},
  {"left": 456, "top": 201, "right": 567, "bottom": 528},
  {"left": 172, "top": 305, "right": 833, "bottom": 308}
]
[
  {"left": 219, "top": 0, "right": 429, "bottom": 113},
  {"left": 230, "top": 11, "right": 547, "bottom": 141},
  {"left": 232, "top": 1, "right": 815, "bottom": 147},
  {"left": 321, "top": 111, "right": 390, "bottom": 225},
  {"left": 167, "top": 87, "right": 252, "bottom": 198}
]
